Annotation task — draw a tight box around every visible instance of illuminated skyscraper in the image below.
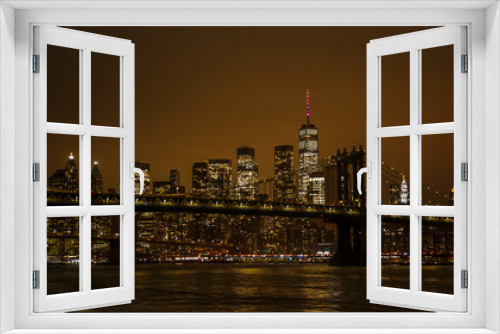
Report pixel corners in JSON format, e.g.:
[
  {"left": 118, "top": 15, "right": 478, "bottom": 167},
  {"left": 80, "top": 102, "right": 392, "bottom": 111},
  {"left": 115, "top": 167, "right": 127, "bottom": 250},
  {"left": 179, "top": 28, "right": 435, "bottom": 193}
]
[
  {"left": 192, "top": 162, "right": 208, "bottom": 195},
  {"left": 48, "top": 152, "right": 79, "bottom": 191},
  {"left": 235, "top": 146, "right": 259, "bottom": 201},
  {"left": 65, "top": 152, "right": 79, "bottom": 192},
  {"left": 307, "top": 172, "right": 325, "bottom": 205},
  {"left": 400, "top": 175, "right": 409, "bottom": 204},
  {"left": 274, "top": 145, "right": 296, "bottom": 202},
  {"left": 91, "top": 161, "right": 103, "bottom": 194},
  {"left": 208, "top": 159, "right": 232, "bottom": 199},
  {"left": 297, "top": 90, "right": 319, "bottom": 203}
]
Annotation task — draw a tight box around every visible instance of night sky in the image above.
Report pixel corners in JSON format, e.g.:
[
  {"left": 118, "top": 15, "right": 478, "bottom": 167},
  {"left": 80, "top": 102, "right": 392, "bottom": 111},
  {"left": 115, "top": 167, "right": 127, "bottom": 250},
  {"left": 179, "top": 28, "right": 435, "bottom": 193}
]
[{"left": 47, "top": 26, "right": 454, "bottom": 201}]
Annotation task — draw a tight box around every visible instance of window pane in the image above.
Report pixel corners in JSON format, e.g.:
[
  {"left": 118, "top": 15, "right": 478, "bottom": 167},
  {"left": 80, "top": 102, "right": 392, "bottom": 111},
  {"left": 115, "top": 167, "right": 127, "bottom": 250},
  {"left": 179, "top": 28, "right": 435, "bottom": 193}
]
[
  {"left": 421, "top": 134, "right": 454, "bottom": 206},
  {"left": 381, "top": 137, "right": 410, "bottom": 205},
  {"left": 381, "top": 215, "right": 410, "bottom": 290},
  {"left": 421, "top": 45, "right": 454, "bottom": 124},
  {"left": 47, "top": 217, "right": 80, "bottom": 295},
  {"left": 381, "top": 52, "right": 410, "bottom": 127},
  {"left": 91, "top": 137, "right": 121, "bottom": 204},
  {"left": 47, "top": 45, "right": 80, "bottom": 124},
  {"left": 421, "top": 216, "right": 454, "bottom": 294},
  {"left": 47, "top": 134, "right": 80, "bottom": 206},
  {"left": 91, "top": 215, "right": 121, "bottom": 290},
  {"left": 91, "top": 52, "right": 120, "bottom": 127}
]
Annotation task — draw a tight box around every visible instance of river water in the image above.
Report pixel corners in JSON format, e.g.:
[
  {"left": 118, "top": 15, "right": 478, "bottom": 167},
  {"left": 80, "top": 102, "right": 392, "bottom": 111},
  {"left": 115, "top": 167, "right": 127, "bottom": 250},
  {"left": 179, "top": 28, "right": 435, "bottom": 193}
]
[{"left": 72, "top": 263, "right": 453, "bottom": 313}]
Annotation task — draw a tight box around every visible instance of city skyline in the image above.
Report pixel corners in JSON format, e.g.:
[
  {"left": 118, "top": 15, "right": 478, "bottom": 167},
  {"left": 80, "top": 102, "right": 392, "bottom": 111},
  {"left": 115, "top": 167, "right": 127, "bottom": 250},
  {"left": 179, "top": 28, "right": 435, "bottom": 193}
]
[
  {"left": 48, "top": 26, "right": 453, "bottom": 201},
  {"left": 48, "top": 141, "right": 452, "bottom": 206}
]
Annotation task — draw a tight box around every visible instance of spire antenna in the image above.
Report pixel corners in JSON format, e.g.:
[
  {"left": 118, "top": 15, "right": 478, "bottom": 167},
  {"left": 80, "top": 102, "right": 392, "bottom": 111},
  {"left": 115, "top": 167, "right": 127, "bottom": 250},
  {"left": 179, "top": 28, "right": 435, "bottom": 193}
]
[{"left": 306, "top": 89, "right": 310, "bottom": 126}]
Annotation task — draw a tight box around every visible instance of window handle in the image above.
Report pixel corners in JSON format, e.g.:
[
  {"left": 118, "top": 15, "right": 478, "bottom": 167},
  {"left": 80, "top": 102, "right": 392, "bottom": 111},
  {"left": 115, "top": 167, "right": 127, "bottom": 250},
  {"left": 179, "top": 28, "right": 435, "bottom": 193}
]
[
  {"left": 357, "top": 162, "right": 371, "bottom": 194},
  {"left": 130, "top": 162, "right": 145, "bottom": 194}
]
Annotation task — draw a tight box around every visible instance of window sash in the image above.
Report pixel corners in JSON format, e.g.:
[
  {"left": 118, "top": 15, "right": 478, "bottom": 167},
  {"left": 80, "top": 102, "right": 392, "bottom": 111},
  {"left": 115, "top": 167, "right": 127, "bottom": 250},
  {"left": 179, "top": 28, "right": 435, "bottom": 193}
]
[
  {"left": 33, "top": 26, "right": 136, "bottom": 313},
  {"left": 366, "top": 26, "right": 468, "bottom": 312}
]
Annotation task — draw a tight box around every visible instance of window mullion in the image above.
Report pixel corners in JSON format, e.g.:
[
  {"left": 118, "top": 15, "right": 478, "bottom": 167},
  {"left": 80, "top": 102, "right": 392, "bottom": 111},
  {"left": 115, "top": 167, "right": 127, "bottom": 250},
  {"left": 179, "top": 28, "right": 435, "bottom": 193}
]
[
  {"left": 81, "top": 48, "right": 92, "bottom": 294},
  {"left": 78, "top": 48, "right": 84, "bottom": 293},
  {"left": 409, "top": 48, "right": 420, "bottom": 294}
]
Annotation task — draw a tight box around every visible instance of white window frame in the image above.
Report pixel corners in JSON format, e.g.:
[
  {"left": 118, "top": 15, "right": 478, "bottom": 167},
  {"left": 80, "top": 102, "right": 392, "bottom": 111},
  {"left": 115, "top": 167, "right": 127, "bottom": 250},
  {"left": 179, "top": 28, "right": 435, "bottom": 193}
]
[
  {"left": 366, "top": 26, "right": 468, "bottom": 312},
  {"left": 0, "top": 1, "right": 499, "bottom": 333},
  {"left": 33, "top": 26, "right": 136, "bottom": 313}
]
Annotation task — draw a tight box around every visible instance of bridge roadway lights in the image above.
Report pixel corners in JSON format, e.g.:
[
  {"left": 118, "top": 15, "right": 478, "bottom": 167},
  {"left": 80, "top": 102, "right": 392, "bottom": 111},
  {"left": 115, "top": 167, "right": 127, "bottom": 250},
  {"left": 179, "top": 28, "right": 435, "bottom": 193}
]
[{"left": 134, "top": 202, "right": 366, "bottom": 220}]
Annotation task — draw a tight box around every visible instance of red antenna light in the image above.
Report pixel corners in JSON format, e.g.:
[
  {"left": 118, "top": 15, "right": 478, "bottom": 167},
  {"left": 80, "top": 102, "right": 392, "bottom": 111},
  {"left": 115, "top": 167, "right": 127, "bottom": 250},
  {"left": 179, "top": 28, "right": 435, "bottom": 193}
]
[{"left": 306, "top": 89, "right": 310, "bottom": 125}]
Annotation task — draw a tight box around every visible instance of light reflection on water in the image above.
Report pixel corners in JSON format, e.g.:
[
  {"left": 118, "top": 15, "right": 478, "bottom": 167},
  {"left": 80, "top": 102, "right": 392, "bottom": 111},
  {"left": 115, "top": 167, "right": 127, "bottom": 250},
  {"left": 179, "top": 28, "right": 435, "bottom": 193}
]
[{"left": 71, "top": 263, "right": 453, "bottom": 312}]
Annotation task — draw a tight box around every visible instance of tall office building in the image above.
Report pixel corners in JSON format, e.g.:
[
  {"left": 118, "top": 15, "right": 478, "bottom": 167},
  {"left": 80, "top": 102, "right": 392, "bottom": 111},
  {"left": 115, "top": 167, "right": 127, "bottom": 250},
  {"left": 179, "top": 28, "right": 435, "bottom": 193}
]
[
  {"left": 91, "top": 161, "right": 104, "bottom": 194},
  {"left": 307, "top": 172, "right": 325, "bottom": 205},
  {"left": 48, "top": 152, "right": 79, "bottom": 192},
  {"left": 192, "top": 162, "right": 208, "bottom": 195},
  {"left": 235, "top": 146, "right": 259, "bottom": 201},
  {"left": 400, "top": 175, "right": 409, "bottom": 204},
  {"left": 65, "top": 152, "right": 79, "bottom": 192},
  {"left": 297, "top": 90, "right": 319, "bottom": 203},
  {"left": 274, "top": 145, "right": 296, "bottom": 202},
  {"left": 135, "top": 161, "right": 151, "bottom": 194},
  {"left": 208, "top": 159, "right": 232, "bottom": 199},
  {"left": 170, "top": 169, "right": 180, "bottom": 187}
]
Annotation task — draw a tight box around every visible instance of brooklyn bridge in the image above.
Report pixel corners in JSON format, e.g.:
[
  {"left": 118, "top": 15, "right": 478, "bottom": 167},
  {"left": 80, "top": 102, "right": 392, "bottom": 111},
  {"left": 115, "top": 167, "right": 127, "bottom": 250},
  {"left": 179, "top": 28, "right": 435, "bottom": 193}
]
[{"left": 47, "top": 190, "right": 453, "bottom": 266}]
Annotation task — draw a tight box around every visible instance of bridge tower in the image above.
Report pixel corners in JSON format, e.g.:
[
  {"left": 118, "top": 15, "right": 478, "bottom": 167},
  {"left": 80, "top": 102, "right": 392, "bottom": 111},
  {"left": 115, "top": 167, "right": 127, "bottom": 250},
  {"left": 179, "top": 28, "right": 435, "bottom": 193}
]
[{"left": 323, "top": 145, "right": 366, "bottom": 207}]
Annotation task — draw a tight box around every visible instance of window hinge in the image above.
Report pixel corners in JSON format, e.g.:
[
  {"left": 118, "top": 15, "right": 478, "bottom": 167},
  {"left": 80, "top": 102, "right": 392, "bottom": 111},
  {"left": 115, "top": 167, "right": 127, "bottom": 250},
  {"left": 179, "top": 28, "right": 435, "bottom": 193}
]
[
  {"left": 461, "top": 54, "right": 468, "bottom": 73},
  {"left": 33, "top": 270, "right": 40, "bottom": 289},
  {"left": 461, "top": 270, "right": 468, "bottom": 289},
  {"left": 461, "top": 162, "right": 468, "bottom": 182},
  {"left": 33, "top": 163, "right": 40, "bottom": 182},
  {"left": 33, "top": 54, "right": 40, "bottom": 73}
]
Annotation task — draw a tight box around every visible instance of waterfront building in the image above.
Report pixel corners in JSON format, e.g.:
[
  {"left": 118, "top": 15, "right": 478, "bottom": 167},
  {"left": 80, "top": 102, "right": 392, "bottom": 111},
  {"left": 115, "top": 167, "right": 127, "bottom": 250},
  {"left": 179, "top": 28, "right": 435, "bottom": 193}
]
[
  {"left": 170, "top": 169, "right": 180, "bottom": 188},
  {"left": 381, "top": 220, "right": 410, "bottom": 264},
  {"left": 192, "top": 162, "right": 209, "bottom": 196},
  {"left": 298, "top": 90, "right": 319, "bottom": 203},
  {"left": 135, "top": 161, "right": 152, "bottom": 194},
  {"left": 208, "top": 159, "right": 232, "bottom": 199},
  {"left": 235, "top": 146, "right": 259, "bottom": 201},
  {"left": 91, "top": 161, "right": 104, "bottom": 194},
  {"left": 91, "top": 215, "right": 120, "bottom": 264},
  {"left": 307, "top": 172, "right": 326, "bottom": 205},
  {"left": 47, "top": 217, "right": 79, "bottom": 263},
  {"left": 274, "top": 145, "right": 296, "bottom": 202},
  {"left": 153, "top": 181, "right": 171, "bottom": 194}
]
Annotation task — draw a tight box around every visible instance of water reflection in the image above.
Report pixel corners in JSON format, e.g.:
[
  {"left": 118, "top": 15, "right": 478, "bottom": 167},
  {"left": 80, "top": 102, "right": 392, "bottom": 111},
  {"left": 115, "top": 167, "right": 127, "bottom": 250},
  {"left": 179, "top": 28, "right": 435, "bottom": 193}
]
[{"left": 66, "top": 264, "right": 452, "bottom": 313}]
